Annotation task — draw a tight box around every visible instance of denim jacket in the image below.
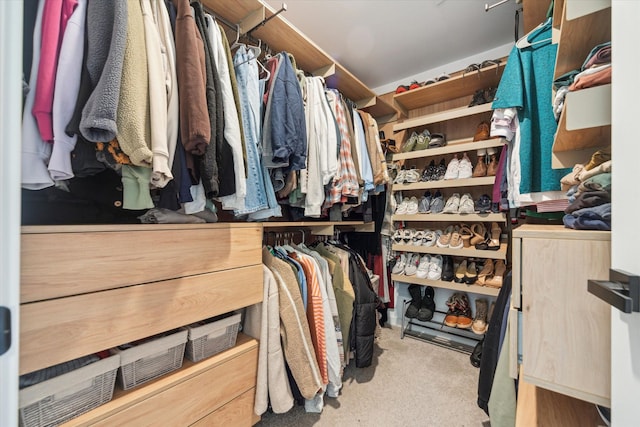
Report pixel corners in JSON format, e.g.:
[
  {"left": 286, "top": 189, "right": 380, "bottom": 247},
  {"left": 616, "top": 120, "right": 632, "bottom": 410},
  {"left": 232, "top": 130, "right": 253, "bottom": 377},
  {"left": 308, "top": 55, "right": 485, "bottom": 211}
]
[{"left": 262, "top": 52, "right": 307, "bottom": 171}]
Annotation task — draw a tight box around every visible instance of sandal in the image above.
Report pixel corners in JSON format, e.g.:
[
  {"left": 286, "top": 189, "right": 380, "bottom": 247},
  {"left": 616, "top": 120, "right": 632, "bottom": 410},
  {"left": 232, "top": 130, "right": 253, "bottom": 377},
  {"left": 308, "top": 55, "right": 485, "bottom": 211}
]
[
  {"left": 476, "top": 259, "right": 494, "bottom": 286},
  {"left": 470, "top": 223, "right": 486, "bottom": 246},
  {"left": 488, "top": 222, "right": 501, "bottom": 251},
  {"left": 449, "top": 226, "right": 463, "bottom": 250},
  {"left": 459, "top": 225, "right": 473, "bottom": 248}
]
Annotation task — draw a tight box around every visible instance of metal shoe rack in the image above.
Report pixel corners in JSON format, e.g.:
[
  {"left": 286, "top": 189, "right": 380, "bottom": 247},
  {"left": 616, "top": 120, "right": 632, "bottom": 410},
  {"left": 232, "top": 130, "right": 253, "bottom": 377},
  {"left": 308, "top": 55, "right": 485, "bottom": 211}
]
[{"left": 400, "top": 300, "right": 482, "bottom": 354}]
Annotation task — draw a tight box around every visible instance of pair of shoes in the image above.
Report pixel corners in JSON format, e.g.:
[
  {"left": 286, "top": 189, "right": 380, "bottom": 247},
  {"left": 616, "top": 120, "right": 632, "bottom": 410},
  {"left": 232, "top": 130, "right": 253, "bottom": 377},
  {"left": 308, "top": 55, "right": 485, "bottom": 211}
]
[
  {"left": 473, "top": 121, "right": 490, "bottom": 141},
  {"left": 472, "top": 299, "right": 489, "bottom": 335},
  {"left": 442, "top": 193, "right": 460, "bottom": 214},
  {"left": 475, "top": 194, "right": 492, "bottom": 213},
  {"left": 458, "top": 193, "right": 476, "bottom": 214},
  {"left": 424, "top": 73, "right": 451, "bottom": 85},
  {"left": 436, "top": 225, "right": 463, "bottom": 249},
  {"left": 444, "top": 293, "right": 473, "bottom": 329},
  {"left": 468, "top": 88, "right": 496, "bottom": 107},
  {"left": 428, "top": 133, "right": 447, "bottom": 148},
  {"left": 484, "top": 259, "right": 507, "bottom": 288},
  {"left": 463, "top": 59, "right": 501, "bottom": 77},
  {"left": 395, "top": 197, "right": 409, "bottom": 214},
  {"left": 401, "top": 132, "right": 419, "bottom": 152},
  {"left": 418, "top": 191, "right": 432, "bottom": 213},
  {"left": 396, "top": 80, "right": 425, "bottom": 94},
  {"left": 413, "top": 129, "right": 431, "bottom": 151},
  {"left": 405, "top": 285, "right": 436, "bottom": 321},
  {"left": 454, "top": 259, "right": 478, "bottom": 284},
  {"left": 428, "top": 190, "right": 445, "bottom": 213},
  {"left": 394, "top": 167, "right": 421, "bottom": 184},
  {"left": 474, "top": 222, "right": 502, "bottom": 251},
  {"left": 472, "top": 146, "right": 500, "bottom": 176},
  {"left": 444, "top": 154, "right": 473, "bottom": 180}
]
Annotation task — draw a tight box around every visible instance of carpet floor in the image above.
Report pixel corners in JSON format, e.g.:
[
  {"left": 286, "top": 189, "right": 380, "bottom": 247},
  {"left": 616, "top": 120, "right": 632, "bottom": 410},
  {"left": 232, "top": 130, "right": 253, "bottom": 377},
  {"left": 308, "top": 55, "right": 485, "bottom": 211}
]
[{"left": 256, "top": 325, "right": 491, "bottom": 427}]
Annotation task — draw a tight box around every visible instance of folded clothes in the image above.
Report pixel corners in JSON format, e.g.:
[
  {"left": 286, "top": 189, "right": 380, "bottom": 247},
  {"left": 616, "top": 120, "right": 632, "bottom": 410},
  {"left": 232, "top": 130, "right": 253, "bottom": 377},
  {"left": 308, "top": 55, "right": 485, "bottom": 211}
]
[
  {"left": 578, "top": 160, "right": 611, "bottom": 182},
  {"left": 138, "top": 207, "right": 206, "bottom": 224},
  {"left": 565, "top": 190, "right": 611, "bottom": 214},
  {"left": 579, "top": 172, "right": 611, "bottom": 193},
  {"left": 570, "top": 202, "right": 611, "bottom": 220},
  {"left": 582, "top": 42, "right": 611, "bottom": 70},
  {"left": 569, "top": 66, "right": 611, "bottom": 91},
  {"left": 563, "top": 214, "right": 611, "bottom": 231}
]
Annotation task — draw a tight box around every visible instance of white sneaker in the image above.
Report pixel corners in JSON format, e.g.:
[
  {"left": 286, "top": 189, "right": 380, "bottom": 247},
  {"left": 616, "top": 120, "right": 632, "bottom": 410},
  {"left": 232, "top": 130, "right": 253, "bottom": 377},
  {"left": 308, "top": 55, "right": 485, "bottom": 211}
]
[
  {"left": 391, "top": 253, "right": 407, "bottom": 275},
  {"left": 394, "top": 169, "right": 407, "bottom": 184},
  {"left": 406, "top": 196, "right": 419, "bottom": 215},
  {"left": 458, "top": 153, "right": 473, "bottom": 179},
  {"left": 416, "top": 255, "right": 432, "bottom": 279},
  {"left": 395, "top": 197, "right": 410, "bottom": 214},
  {"left": 442, "top": 193, "right": 460, "bottom": 214},
  {"left": 422, "top": 230, "right": 437, "bottom": 247},
  {"left": 404, "top": 168, "right": 421, "bottom": 183},
  {"left": 444, "top": 155, "right": 460, "bottom": 180},
  {"left": 404, "top": 253, "right": 419, "bottom": 276},
  {"left": 427, "top": 255, "right": 443, "bottom": 281},
  {"left": 458, "top": 193, "right": 476, "bottom": 214}
]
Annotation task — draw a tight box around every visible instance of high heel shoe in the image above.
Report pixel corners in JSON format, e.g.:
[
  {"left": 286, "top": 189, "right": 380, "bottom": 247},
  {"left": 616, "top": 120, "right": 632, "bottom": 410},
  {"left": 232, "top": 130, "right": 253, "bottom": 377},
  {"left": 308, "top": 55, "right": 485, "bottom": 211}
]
[
  {"left": 476, "top": 259, "right": 494, "bottom": 286},
  {"left": 470, "top": 223, "right": 486, "bottom": 246},
  {"left": 459, "top": 225, "right": 473, "bottom": 248},
  {"left": 454, "top": 260, "right": 468, "bottom": 283},
  {"left": 464, "top": 261, "right": 478, "bottom": 284},
  {"left": 488, "top": 222, "right": 501, "bottom": 251},
  {"left": 485, "top": 260, "right": 506, "bottom": 288}
]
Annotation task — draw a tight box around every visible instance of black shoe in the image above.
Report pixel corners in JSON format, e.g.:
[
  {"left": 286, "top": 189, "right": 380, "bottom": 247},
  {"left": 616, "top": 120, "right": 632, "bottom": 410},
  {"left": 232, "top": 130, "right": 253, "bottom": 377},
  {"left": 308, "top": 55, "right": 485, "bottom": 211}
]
[
  {"left": 405, "top": 285, "right": 422, "bottom": 318},
  {"left": 441, "top": 255, "right": 454, "bottom": 281},
  {"left": 468, "top": 89, "right": 488, "bottom": 107},
  {"left": 416, "top": 286, "right": 436, "bottom": 322},
  {"left": 470, "top": 338, "right": 484, "bottom": 368}
]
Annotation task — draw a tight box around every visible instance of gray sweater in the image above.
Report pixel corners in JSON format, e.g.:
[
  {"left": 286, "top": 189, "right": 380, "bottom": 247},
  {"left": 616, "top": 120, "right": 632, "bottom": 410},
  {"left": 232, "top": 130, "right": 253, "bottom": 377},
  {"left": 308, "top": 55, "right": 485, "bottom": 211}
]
[{"left": 79, "top": 0, "right": 128, "bottom": 143}]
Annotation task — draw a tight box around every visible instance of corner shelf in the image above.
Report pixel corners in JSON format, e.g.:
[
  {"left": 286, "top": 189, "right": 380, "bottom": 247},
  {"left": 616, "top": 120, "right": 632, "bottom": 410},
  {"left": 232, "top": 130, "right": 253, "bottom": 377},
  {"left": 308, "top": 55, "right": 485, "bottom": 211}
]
[
  {"left": 392, "top": 137, "right": 505, "bottom": 161},
  {"left": 392, "top": 176, "right": 496, "bottom": 191},
  {"left": 393, "top": 103, "right": 493, "bottom": 132},
  {"left": 393, "top": 60, "right": 506, "bottom": 115},
  {"left": 392, "top": 242, "right": 507, "bottom": 260},
  {"left": 392, "top": 213, "right": 506, "bottom": 222},
  {"left": 391, "top": 274, "right": 500, "bottom": 297}
]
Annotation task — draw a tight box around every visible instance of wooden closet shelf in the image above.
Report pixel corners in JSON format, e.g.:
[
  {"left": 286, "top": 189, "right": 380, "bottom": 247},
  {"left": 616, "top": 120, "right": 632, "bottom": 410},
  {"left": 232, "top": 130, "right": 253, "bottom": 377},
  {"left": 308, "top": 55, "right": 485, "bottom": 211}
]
[
  {"left": 262, "top": 221, "right": 375, "bottom": 235},
  {"left": 392, "top": 176, "right": 496, "bottom": 191},
  {"left": 393, "top": 103, "right": 493, "bottom": 132},
  {"left": 202, "top": 0, "right": 380, "bottom": 111},
  {"left": 391, "top": 274, "right": 500, "bottom": 297},
  {"left": 392, "top": 137, "right": 506, "bottom": 161},
  {"left": 393, "top": 60, "right": 506, "bottom": 114},
  {"left": 392, "top": 212, "right": 506, "bottom": 223},
  {"left": 392, "top": 242, "right": 508, "bottom": 260}
]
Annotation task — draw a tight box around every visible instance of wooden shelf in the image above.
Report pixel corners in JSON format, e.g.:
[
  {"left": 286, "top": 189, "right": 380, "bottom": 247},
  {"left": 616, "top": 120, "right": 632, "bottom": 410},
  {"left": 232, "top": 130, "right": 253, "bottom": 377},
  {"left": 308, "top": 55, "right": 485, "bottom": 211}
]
[
  {"left": 392, "top": 137, "right": 505, "bottom": 161},
  {"left": 391, "top": 274, "right": 500, "bottom": 297},
  {"left": 554, "top": 3, "right": 611, "bottom": 80},
  {"left": 551, "top": 85, "right": 611, "bottom": 169},
  {"left": 392, "top": 176, "right": 496, "bottom": 191},
  {"left": 361, "top": 96, "right": 398, "bottom": 123},
  {"left": 393, "top": 213, "right": 506, "bottom": 222},
  {"left": 202, "top": 0, "right": 384, "bottom": 114},
  {"left": 62, "top": 334, "right": 258, "bottom": 426},
  {"left": 393, "top": 61, "right": 506, "bottom": 114},
  {"left": 393, "top": 103, "right": 493, "bottom": 132},
  {"left": 392, "top": 243, "right": 507, "bottom": 260},
  {"left": 261, "top": 221, "right": 374, "bottom": 235}
]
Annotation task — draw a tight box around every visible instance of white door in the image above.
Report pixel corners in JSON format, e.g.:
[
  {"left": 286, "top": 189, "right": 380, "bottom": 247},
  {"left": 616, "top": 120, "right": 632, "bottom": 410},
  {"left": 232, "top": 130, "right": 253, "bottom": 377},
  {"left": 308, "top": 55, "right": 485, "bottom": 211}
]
[
  {"left": 0, "top": 1, "right": 23, "bottom": 426},
  {"left": 611, "top": 2, "right": 640, "bottom": 425}
]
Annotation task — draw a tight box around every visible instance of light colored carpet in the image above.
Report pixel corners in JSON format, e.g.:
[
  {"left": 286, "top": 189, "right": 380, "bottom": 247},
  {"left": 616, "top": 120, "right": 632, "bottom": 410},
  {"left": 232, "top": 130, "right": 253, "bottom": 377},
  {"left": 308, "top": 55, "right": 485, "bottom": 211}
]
[{"left": 256, "top": 325, "right": 491, "bottom": 427}]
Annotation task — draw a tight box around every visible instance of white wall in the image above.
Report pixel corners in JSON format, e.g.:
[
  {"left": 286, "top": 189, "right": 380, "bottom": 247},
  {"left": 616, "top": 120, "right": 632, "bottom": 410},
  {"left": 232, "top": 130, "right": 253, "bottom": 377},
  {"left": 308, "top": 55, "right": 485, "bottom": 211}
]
[{"left": 611, "top": 2, "right": 640, "bottom": 425}]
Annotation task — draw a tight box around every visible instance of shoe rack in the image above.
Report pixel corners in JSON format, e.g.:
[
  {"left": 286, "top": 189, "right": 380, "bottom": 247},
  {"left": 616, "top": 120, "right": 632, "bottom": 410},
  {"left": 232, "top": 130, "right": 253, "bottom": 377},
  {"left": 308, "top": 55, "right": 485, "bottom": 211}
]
[
  {"left": 388, "top": 60, "right": 508, "bottom": 350},
  {"left": 550, "top": 0, "right": 611, "bottom": 168}
]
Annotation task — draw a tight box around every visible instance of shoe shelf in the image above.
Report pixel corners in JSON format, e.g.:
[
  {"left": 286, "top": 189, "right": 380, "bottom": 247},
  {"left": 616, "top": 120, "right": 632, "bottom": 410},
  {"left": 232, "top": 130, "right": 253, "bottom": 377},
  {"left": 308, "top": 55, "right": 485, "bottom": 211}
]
[
  {"left": 392, "top": 176, "right": 495, "bottom": 191},
  {"left": 391, "top": 242, "right": 508, "bottom": 261},
  {"left": 551, "top": 84, "right": 611, "bottom": 169},
  {"left": 393, "top": 103, "right": 493, "bottom": 132},
  {"left": 392, "top": 213, "right": 506, "bottom": 223},
  {"left": 392, "top": 137, "right": 506, "bottom": 161},
  {"left": 391, "top": 274, "right": 500, "bottom": 297},
  {"left": 393, "top": 60, "right": 506, "bottom": 116},
  {"left": 401, "top": 322, "right": 478, "bottom": 354}
]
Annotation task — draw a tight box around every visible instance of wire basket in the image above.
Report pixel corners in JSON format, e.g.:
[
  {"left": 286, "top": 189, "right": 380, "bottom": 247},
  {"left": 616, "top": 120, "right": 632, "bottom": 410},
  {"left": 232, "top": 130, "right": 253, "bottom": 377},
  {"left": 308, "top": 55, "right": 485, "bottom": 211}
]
[
  {"left": 18, "top": 354, "right": 120, "bottom": 427},
  {"left": 185, "top": 313, "right": 241, "bottom": 362},
  {"left": 111, "top": 329, "right": 188, "bottom": 390}
]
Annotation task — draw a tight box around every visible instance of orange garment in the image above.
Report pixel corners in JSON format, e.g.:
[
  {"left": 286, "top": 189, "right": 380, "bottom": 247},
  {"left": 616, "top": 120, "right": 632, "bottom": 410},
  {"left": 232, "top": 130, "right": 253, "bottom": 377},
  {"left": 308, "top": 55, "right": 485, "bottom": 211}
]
[{"left": 291, "top": 252, "right": 328, "bottom": 385}]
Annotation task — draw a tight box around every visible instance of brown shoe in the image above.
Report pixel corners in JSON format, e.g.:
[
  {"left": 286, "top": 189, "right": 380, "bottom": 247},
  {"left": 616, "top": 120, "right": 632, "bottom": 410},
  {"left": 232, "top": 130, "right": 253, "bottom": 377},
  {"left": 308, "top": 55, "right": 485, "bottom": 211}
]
[
  {"left": 487, "top": 153, "right": 499, "bottom": 176},
  {"left": 444, "top": 294, "right": 460, "bottom": 327},
  {"left": 456, "top": 294, "right": 473, "bottom": 329},
  {"left": 473, "top": 151, "right": 487, "bottom": 177},
  {"left": 485, "top": 260, "right": 506, "bottom": 288},
  {"left": 473, "top": 121, "right": 490, "bottom": 141},
  {"left": 476, "top": 259, "right": 494, "bottom": 286},
  {"left": 472, "top": 299, "right": 489, "bottom": 335}
]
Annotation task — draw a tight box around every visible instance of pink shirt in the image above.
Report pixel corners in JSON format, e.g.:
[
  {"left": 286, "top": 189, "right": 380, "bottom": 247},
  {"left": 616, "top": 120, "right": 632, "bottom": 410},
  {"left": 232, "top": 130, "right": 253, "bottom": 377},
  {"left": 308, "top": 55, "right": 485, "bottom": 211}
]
[{"left": 32, "top": 0, "right": 78, "bottom": 143}]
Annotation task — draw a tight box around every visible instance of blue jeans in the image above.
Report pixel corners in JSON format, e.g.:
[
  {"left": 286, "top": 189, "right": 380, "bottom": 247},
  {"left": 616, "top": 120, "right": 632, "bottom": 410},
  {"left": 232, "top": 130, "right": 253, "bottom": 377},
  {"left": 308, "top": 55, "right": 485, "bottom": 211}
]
[{"left": 233, "top": 46, "right": 281, "bottom": 219}]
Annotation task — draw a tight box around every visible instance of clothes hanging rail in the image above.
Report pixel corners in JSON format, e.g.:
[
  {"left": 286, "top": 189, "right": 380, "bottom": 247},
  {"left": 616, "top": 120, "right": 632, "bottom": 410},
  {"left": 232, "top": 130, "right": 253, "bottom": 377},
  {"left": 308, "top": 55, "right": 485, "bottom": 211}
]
[{"left": 245, "top": 3, "right": 288, "bottom": 36}]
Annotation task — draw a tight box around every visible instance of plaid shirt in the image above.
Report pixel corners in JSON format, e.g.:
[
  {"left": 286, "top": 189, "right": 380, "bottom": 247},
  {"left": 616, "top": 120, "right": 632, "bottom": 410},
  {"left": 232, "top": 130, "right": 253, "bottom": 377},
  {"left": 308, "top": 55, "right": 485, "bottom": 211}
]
[{"left": 324, "top": 90, "right": 360, "bottom": 210}]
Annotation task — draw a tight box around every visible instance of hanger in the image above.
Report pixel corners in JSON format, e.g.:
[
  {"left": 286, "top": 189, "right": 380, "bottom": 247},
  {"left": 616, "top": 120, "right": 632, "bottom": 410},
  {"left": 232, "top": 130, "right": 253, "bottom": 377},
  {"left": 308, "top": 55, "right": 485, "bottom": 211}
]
[
  {"left": 516, "top": 17, "right": 552, "bottom": 49},
  {"left": 231, "top": 24, "right": 243, "bottom": 51}
]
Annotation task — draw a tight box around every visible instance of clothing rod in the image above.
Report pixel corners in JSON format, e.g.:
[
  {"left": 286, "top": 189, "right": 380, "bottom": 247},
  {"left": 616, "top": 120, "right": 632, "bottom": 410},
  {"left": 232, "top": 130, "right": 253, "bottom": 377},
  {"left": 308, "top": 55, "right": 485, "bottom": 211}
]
[
  {"left": 485, "top": 0, "right": 510, "bottom": 12},
  {"left": 246, "top": 3, "right": 287, "bottom": 35}
]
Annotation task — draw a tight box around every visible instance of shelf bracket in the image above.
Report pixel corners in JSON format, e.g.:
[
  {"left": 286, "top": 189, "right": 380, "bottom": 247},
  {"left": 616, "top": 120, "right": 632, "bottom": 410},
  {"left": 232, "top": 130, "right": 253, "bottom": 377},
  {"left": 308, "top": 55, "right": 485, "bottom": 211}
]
[{"left": 312, "top": 63, "right": 336, "bottom": 78}]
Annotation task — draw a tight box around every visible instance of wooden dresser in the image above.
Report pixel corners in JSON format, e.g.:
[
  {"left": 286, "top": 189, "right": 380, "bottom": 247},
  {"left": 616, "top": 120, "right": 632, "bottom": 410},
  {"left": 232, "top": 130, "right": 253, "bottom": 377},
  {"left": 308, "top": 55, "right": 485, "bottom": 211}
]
[{"left": 20, "top": 223, "right": 263, "bottom": 426}]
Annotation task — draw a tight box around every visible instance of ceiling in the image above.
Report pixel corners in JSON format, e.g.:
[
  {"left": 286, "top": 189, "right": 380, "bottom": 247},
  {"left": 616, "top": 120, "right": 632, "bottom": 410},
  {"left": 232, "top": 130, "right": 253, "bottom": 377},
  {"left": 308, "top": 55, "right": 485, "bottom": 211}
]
[{"left": 264, "top": 0, "right": 521, "bottom": 94}]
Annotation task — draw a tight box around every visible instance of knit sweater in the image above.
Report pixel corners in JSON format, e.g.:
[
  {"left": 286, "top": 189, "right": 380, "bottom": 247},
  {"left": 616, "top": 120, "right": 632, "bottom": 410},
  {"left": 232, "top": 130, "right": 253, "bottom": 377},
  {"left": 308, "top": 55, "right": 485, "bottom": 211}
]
[
  {"left": 115, "top": 0, "right": 152, "bottom": 166},
  {"left": 80, "top": 0, "right": 128, "bottom": 143},
  {"left": 262, "top": 248, "right": 322, "bottom": 400}
]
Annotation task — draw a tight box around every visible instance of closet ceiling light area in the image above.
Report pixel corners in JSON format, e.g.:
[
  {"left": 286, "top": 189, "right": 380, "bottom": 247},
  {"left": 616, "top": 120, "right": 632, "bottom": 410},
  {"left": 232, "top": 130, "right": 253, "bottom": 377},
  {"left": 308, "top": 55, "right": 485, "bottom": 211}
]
[{"left": 265, "top": 0, "right": 519, "bottom": 91}]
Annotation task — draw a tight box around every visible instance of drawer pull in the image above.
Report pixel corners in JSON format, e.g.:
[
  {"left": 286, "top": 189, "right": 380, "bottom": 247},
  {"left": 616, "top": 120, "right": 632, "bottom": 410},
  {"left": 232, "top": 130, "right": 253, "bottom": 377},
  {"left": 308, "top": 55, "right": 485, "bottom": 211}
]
[{"left": 588, "top": 269, "right": 640, "bottom": 313}]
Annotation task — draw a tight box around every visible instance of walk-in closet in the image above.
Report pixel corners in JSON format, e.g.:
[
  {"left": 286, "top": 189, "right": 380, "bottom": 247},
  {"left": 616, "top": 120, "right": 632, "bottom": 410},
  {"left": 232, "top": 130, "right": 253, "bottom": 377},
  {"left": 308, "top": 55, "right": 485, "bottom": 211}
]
[{"left": 2, "top": 0, "right": 637, "bottom": 426}]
